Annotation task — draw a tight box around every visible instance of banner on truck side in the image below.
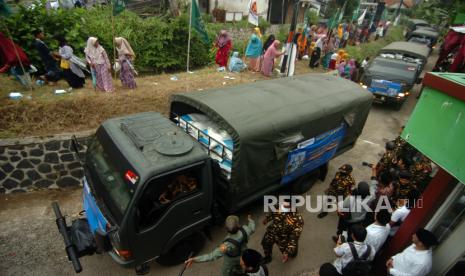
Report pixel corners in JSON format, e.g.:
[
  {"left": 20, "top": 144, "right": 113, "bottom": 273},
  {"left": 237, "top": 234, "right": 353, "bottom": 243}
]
[{"left": 281, "top": 124, "right": 346, "bottom": 184}]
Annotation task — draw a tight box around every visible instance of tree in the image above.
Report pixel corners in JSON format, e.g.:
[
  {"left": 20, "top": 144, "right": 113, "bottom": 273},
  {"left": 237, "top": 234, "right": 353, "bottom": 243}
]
[
  {"left": 167, "top": 0, "right": 180, "bottom": 16},
  {"left": 412, "top": 0, "right": 465, "bottom": 26}
]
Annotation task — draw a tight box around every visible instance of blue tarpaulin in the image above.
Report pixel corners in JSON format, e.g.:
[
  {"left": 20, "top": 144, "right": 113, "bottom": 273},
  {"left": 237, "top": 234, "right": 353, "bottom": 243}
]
[{"left": 282, "top": 124, "right": 346, "bottom": 184}]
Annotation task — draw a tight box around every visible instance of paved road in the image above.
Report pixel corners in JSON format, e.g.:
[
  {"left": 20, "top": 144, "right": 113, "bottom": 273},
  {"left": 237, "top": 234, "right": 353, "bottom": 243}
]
[{"left": 0, "top": 52, "right": 438, "bottom": 276}]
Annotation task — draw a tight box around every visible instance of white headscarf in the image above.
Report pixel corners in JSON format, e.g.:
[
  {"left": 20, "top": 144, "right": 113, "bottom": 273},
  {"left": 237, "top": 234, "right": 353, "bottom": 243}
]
[
  {"left": 115, "top": 37, "right": 135, "bottom": 59},
  {"left": 84, "top": 37, "right": 106, "bottom": 64}
]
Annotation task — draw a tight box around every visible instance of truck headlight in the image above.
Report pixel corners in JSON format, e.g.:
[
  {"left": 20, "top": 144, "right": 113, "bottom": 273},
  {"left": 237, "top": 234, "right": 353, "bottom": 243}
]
[
  {"left": 362, "top": 85, "right": 368, "bottom": 89},
  {"left": 398, "top": 93, "right": 405, "bottom": 97}
]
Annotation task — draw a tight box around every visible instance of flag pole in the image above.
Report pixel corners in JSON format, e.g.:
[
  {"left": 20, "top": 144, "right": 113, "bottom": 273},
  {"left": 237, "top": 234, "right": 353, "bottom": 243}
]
[
  {"left": 0, "top": 20, "right": 33, "bottom": 91},
  {"left": 186, "top": 0, "right": 193, "bottom": 73}
]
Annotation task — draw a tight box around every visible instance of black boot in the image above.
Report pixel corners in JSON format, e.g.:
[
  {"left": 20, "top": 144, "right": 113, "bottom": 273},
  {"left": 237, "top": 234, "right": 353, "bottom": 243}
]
[{"left": 317, "top": 212, "right": 328, "bottom": 219}]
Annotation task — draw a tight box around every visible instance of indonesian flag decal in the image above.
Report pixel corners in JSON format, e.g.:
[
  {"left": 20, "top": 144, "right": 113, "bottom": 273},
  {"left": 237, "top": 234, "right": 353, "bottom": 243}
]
[{"left": 248, "top": 0, "right": 259, "bottom": 26}]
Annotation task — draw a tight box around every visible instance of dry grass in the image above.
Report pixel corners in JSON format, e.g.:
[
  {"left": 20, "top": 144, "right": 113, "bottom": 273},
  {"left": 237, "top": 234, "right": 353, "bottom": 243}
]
[{"left": 0, "top": 60, "right": 326, "bottom": 138}]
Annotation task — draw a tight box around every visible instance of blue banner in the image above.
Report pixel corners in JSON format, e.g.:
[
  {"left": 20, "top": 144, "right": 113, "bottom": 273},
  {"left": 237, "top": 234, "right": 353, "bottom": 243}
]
[
  {"left": 368, "top": 79, "right": 402, "bottom": 97},
  {"left": 281, "top": 124, "right": 346, "bottom": 184}
]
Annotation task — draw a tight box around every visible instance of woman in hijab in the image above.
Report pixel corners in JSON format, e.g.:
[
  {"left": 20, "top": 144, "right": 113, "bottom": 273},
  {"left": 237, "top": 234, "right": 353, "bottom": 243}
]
[
  {"left": 228, "top": 51, "right": 247, "bottom": 73},
  {"left": 115, "top": 37, "right": 136, "bottom": 89},
  {"left": 215, "top": 30, "right": 232, "bottom": 70},
  {"left": 245, "top": 27, "right": 263, "bottom": 72},
  {"left": 56, "top": 37, "right": 86, "bottom": 88},
  {"left": 347, "top": 59, "right": 357, "bottom": 81},
  {"left": 262, "top": 34, "right": 275, "bottom": 54},
  {"left": 338, "top": 59, "right": 347, "bottom": 78},
  {"left": 261, "top": 40, "right": 285, "bottom": 77},
  {"left": 84, "top": 37, "right": 113, "bottom": 92},
  {"left": 309, "top": 37, "right": 322, "bottom": 68}
]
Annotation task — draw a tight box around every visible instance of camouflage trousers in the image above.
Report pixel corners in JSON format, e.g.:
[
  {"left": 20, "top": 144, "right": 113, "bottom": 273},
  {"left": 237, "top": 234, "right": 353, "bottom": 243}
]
[{"left": 261, "top": 230, "right": 299, "bottom": 258}]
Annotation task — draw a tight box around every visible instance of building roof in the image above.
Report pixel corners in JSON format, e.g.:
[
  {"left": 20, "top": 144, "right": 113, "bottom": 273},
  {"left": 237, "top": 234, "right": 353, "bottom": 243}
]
[{"left": 384, "top": 0, "right": 414, "bottom": 9}]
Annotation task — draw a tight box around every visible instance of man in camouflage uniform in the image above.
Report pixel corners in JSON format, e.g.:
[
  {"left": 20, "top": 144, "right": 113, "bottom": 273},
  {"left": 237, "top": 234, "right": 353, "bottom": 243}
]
[
  {"left": 261, "top": 200, "right": 304, "bottom": 264},
  {"left": 185, "top": 215, "right": 256, "bottom": 276},
  {"left": 318, "top": 164, "right": 355, "bottom": 218},
  {"left": 376, "top": 141, "right": 397, "bottom": 176},
  {"left": 410, "top": 155, "right": 432, "bottom": 192},
  {"left": 396, "top": 171, "right": 417, "bottom": 201}
]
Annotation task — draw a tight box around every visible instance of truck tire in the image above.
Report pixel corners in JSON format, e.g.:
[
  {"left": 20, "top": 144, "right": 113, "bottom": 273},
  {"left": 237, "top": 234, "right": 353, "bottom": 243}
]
[
  {"left": 291, "top": 172, "right": 319, "bottom": 195},
  {"left": 156, "top": 232, "right": 205, "bottom": 266}
]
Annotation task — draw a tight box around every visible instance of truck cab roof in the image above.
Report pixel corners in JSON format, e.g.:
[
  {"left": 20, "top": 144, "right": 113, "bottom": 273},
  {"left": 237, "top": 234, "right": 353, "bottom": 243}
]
[
  {"left": 98, "top": 112, "right": 209, "bottom": 182},
  {"left": 365, "top": 57, "right": 419, "bottom": 85}
]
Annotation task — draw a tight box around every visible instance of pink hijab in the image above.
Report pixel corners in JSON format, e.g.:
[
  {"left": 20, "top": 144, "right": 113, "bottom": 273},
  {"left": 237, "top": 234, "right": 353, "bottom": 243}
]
[{"left": 264, "top": 40, "right": 281, "bottom": 59}]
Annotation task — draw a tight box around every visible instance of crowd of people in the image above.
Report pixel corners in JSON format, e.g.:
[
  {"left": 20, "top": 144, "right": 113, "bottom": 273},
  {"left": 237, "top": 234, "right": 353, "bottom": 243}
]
[
  {"left": 0, "top": 30, "right": 137, "bottom": 92},
  {"left": 317, "top": 128, "right": 435, "bottom": 276},
  {"left": 181, "top": 130, "right": 436, "bottom": 276},
  {"left": 213, "top": 19, "right": 390, "bottom": 80},
  {"left": 2, "top": 19, "right": 390, "bottom": 92}
]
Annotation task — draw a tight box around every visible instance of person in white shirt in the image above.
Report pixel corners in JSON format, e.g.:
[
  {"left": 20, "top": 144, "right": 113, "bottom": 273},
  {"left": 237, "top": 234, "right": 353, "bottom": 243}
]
[
  {"left": 386, "top": 228, "right": 438, "bottom": 276},
  {"left": 365, "top": 209, "right": 391, "bottom": 253},
  {"left": 361, "top": 57, "right": 369, "bottom": 68},
  {"left": 323, "top": 224, "right": 376, "bottom": 275},
  {"left": 389, "top": 197, "right": 412, "bottom": 237}
]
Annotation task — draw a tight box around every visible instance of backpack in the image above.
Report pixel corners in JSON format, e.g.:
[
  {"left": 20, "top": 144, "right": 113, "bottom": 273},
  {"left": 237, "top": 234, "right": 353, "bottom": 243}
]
[
  {"left": 341, "top": 243, "right": 372, "bottom": 276},
  {"left": 223, "top": 227, "right": 248, "bottom": 258}
]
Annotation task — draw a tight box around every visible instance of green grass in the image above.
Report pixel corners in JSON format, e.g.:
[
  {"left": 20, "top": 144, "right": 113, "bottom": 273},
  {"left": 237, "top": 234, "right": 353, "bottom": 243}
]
[{"left": 345, "top": 26, "right": 405, "bottom": 62}]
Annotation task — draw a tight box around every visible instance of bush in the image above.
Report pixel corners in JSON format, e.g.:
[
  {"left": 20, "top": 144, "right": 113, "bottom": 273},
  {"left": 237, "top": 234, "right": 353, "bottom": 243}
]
[
  {"left": 344, "top": 26, "right": 404, "bottom": 62},
  {"left": 1, "top": 2, "right": 212, "bottom": 73}
]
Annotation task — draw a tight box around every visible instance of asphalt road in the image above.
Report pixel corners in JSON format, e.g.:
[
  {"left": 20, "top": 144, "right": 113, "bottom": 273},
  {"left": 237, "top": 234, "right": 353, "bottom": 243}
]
[{"left": 0, "top": 51, "right": 438, "bottom": 276}]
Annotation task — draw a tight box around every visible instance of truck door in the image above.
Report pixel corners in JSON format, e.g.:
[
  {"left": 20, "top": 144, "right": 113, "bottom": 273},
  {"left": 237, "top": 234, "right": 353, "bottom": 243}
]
[{"left": 129, "top": 162, "right": 212, "bottom": 264}]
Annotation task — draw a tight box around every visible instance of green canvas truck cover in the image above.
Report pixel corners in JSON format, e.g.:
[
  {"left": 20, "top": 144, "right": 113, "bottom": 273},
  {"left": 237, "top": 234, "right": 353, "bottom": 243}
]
[
  {"left": 170, "top": 74, "right": 373, "bottom": 210},
  {"left": 379, "top": 42, "right": 430, "bottom": 63}
]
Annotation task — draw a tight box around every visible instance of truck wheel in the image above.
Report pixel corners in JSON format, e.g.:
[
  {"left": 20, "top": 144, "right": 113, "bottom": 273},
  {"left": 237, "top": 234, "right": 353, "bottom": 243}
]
[
  {"left": 291, "top": 172, "right": 318, "bottom": 195},
  {"left": 156, "top": 232, "right": 205, "bottom": 266},
  {"left": 394, "top": 102, "right": 403, "bottom": 110}
]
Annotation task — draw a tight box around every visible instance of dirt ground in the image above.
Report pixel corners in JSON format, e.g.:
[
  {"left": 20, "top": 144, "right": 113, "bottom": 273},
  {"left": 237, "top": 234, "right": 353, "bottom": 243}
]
[{"left": 0, "top": 60, "right": 324, "bottom": 138}]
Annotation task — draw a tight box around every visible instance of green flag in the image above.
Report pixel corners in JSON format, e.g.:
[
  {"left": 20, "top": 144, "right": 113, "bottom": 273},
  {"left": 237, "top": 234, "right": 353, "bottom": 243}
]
[
  {"left": 328, "top": 9, "right": 340, "bottom": 30},
  {"left": 352, "top": 2, "right": 360, "bottom": 22},
  {"left": 191, "top": 0, "right": 210, "bottom": 44},
  {"left": 113, "top": 0, "right": 126, "bottom": 16},
  {"left": 337, "top": 1, "right": 347, "bottom": 23},
  {"left": 0, "top": 0, "right": 12, "bottom": 17}
]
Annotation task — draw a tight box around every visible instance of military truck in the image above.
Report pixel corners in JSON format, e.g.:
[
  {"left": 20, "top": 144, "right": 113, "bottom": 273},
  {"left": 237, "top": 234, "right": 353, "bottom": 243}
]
[
  {"left": 404, "top": 19, "right": 430, "bottom": 37},
  {"left": 53, "top": 74, "right": 372, "bottom": 273},
  {"left": 360, "top": 41, "right": 430, "bottom": 109},
  {"left": 407, "top": 28, "right": 439, "bottom": 50}
]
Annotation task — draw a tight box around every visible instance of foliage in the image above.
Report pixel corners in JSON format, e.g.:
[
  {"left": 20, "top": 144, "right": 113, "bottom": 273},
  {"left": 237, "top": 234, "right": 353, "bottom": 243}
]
[
  {"left": 412, "top": 0, "right": 465, "bottom": 26},
  {"left": 276, "top": 24, "right": 290, "bottom": 43},
  {"left": 306, "top": 9, "right": 319, "bottom": 26},
  {"left": 0, "top": 2, "right": 212, "bottom": 73},
  {"left": 344, "top": 26, "right": 404, "bottom": 62},
  {"left": 325, "top": 0, "right": 359, "bottom": 20}
]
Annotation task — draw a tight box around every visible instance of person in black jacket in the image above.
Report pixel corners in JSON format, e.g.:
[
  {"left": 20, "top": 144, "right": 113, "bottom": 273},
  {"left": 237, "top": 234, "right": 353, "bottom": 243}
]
[{"left": 33, "top": 30, "right": 61, "bottom": 84}]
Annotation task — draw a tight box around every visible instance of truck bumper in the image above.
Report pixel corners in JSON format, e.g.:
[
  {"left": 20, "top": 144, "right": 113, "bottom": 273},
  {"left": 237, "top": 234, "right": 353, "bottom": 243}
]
[
  {"left": 108, "top": 250, "right": 136, "bottom": 268},
  {"left": 372, "top": 93, "right": 406, "bottom": 105}
]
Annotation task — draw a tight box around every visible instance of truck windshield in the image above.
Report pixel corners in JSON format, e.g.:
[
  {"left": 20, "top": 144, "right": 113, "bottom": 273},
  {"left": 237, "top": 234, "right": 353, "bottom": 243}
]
[{"left": 87, "top": 139, "right": 133, "bottom": 220}]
